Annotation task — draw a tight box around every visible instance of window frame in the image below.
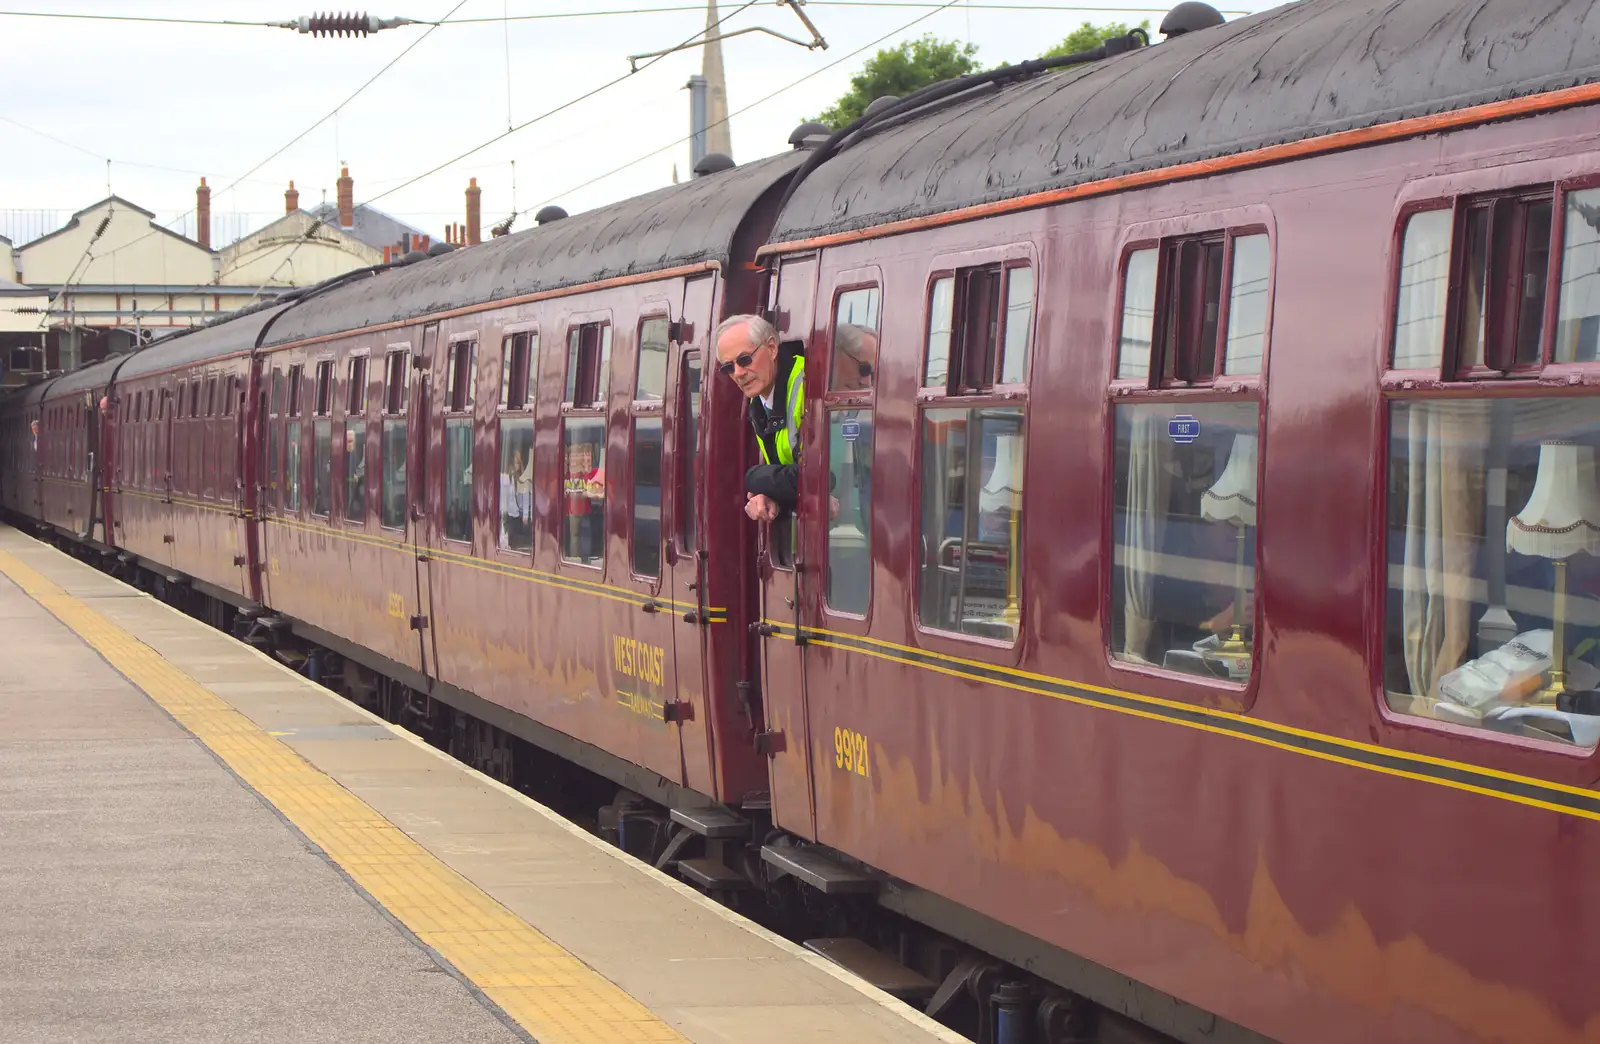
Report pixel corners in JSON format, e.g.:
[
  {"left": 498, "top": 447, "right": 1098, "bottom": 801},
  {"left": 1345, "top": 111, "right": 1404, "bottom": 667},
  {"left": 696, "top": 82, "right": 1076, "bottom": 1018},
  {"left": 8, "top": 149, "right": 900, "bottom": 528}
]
[
  {"left": 820, "top": 271, "right": 883, "bottom": 623},
  {"left": 378, "top": 342, "right": 412, "bottom": 532},
  {"left": 343, "top": 348, "right": 371, "bottom": 526},
  {"left": 494, "top": 322, "right": 538, "bottom": 556},
  {"left": 1373, "top": 157, "right": 1600, "bottom": 771},
  {"left": 911, "top": 244, "right": 1038, "bottom": 657},
  {"left": 1103, "top": 208, "right": 1275, "bottom": 704},
  {"left": 627, "top": 306, "right": 672, "bottom": 584},
  {"left": 559, "top": 310, "right": 614, "bottom": 572}
]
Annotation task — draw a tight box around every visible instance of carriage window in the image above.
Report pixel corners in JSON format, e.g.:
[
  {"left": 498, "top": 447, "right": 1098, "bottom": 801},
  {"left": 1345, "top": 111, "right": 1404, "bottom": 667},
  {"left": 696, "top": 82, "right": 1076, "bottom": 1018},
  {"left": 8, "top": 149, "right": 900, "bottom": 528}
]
[
  {"left": 631, "top": 417, "right": 662, "bottom": 577},
  {"left": 1557, "top": 187, "right": 1600, "bottom": 363},
  {"left": 678, "top": 354, "right": 702, "bottom": 552},
  {"left": 447, "top": 339, "right": 477, "bottom": 412},
  {"left": 1391, "top": 209, "right": 1453, "bottom": 371},
  {"left": 444, "top": 417, "right": 472, "bottom": 542},
  {"left": 347, "top": 356, "right": 368, "bottom": 414},
  {"left": 1000, "top": 267, "right": 1034, "bottom": 385},
  {"left": 1460, "top": 193, "right": 1552, "bottom": 372},
  {"left": 830, "top": 288, "right": 880, "bottom": 392},
  {"left": 285, "top": 420, "right": 302, "bottom": 510},
  {"left": 345, "top": 421, "right": 366, "bottom": 522},
  {"left": 1224, "top": 235, "right": 1270, "bottom": 375},
  {"left": 1119, "top": 233, "right": 1270, "bottom": 387},
  {"left": 312, "top": 419, "right": 331, "bottom": 516},
  {"left": 314, "top": 360, "right": 334, "bottom": 416},
  {"left": 381, "top": 418, "right": 406, "bottom": 529},
  {"left": 500, "top": 332, "right": 534, "bottom": 411},
  {"left": 562, "top": 417, "right": 605, "bottom": 565},
  {"left": 1383, "top": 398, "right": 1600, "bottom": 748},
  {"left": 565, "top": 323, "right": 612, "bottom": 408},
  {"left": 189, "top": 380, "right": 200, "bottom": 418},
  {"left": 1110, "top": 402, "right": 1259, "bottom": 681},
  {"left": 636, "top": 318, "right": 669, "bottom": 402},
  {"left": 288, "top": 365, "right": 304, "bottom": 417},
  {"left": 925, "top": 277, "right": 955, "bottom": 388},
  {"left": 1118, "top": 249, "right": 1159, "bottom": 379},
  {"left": 205, "top": 376, "right": 217, "bottom": 417},
  {"left": 825, "top": 288, "right": 879, "bottom": 614},
  {"left": 384, "top": 349, "right": 408, "bottom": 413},
  {"left": 918, "top": 408, "right": 1024, "bottom": 640},
  {"left": 499, "top": 417, "right": 533, "bottom": 551}
]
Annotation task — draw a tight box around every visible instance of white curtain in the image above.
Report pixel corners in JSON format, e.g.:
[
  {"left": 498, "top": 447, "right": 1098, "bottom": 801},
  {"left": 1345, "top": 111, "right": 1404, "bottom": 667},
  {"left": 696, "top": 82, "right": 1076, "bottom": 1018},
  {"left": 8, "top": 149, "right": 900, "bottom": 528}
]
[{"left": 1402, "top": 401, "right": 1486, "bottom": 701}]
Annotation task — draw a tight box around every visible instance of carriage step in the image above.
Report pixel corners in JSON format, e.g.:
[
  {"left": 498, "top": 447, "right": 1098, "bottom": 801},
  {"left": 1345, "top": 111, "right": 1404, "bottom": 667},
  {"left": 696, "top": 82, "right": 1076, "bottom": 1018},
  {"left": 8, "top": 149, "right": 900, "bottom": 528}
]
[
  {"left": 670, "top": 805, "right": 749, "bottom": 838},
  {"left": 802, "top": 938, "right": 937, "bottom": 1003},
  {"left": 678, "top": 857, "right": 754, "bottom": 891},
  {"left": 760, "top": 843, "right": 879, "bottom": 894}
]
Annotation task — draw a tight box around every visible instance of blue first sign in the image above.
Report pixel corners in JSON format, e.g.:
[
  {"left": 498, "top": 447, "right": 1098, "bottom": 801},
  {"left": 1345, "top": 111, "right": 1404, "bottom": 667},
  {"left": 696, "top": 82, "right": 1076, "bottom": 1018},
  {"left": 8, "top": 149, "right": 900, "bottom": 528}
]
[
  {"left": 1167, "top": 414, "right": 1201, "bottom": 444},
  {"left": 841, "top": 421, "right": 861, "bottom": 442}
]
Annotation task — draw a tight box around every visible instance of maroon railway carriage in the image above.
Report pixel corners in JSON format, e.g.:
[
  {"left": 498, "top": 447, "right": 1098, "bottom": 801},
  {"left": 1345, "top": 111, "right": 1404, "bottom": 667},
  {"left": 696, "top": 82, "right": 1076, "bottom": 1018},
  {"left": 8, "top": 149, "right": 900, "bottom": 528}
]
[
  {"left": 240, "top": 151, "right": 802, "bottom": 804},
  {"left": 748, "top": 1, "right": 1600, "bottom": 1042},
  {"left": 8, "top": 0, "right": 1600, "bottom": 1041}
]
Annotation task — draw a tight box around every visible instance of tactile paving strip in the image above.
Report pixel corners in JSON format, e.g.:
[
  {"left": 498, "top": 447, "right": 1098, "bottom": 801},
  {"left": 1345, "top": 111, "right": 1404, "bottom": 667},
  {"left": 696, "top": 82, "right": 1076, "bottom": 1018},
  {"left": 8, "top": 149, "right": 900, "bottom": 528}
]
[{"left": 0, "top": 550, "right": 688, "bottom": 1044}]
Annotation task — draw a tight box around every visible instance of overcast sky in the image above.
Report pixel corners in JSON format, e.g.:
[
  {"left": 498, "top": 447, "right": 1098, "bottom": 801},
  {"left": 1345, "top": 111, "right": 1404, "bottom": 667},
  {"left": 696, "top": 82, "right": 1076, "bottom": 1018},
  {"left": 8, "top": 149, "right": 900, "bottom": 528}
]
[{"left": 2, "top": 0, "right": 1281, "bottom": 248}]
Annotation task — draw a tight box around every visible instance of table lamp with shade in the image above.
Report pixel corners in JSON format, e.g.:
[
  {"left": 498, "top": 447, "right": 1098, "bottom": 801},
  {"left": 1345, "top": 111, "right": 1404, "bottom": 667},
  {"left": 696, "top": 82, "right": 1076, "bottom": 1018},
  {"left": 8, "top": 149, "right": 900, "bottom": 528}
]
[
  {"left": 1200, "top": 432, "right": 1258, "bottom": 664},
  {"left": 1506, "top": 441, "right": 1600, "bottom": 704}
]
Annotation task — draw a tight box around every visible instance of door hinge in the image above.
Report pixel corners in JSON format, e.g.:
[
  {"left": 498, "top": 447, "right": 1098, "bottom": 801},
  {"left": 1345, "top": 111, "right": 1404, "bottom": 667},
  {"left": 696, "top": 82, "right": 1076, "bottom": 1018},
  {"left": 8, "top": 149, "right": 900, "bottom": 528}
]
[
  {"left": 641, "top": 599, "right": 663, "bottom": 614},
  {"left": 232, "top": 554, "right": 246, "bottom": 566},
  {"left": 750, "top": 621, "right": 777, "bottom": 637},
  {"left": 409, "top": 614, "right": 429, "bottom": 631},
  {"left": 662, "top": 700, "right": 695, "bottom": 723},
  {"left": 755, "top": 730, "right": 786, "bottom": 756}
]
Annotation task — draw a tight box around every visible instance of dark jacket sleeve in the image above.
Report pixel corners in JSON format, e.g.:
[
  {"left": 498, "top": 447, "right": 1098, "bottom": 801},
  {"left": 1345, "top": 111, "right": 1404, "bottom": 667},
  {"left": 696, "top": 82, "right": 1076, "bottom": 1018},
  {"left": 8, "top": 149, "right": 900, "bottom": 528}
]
[{"left": 744, "top": 463, "right": 800, "bottom": 512}]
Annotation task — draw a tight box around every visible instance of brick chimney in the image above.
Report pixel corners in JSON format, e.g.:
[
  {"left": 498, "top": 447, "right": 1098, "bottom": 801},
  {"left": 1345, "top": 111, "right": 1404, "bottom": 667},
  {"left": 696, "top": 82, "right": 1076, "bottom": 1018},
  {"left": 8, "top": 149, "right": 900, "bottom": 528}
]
[
  {"left": 336, "top": 166, "right": 354, "bottom": 228},
  {"left": 465, "top": 177, "right": 481, "bottom": 246},
  {"left": 196, "top": 177, "right": 211, "bottom": 249},
  {"left": 285, "top": 180, "right": 300, "bottom": 214}
]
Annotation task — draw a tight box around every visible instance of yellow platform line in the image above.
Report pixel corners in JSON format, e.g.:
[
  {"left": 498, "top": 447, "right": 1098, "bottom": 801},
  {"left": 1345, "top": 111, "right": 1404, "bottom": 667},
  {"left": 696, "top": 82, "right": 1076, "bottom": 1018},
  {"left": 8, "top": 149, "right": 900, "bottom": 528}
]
[{"left": 0, "top": 550, "right": 688, "bottom": 1044}]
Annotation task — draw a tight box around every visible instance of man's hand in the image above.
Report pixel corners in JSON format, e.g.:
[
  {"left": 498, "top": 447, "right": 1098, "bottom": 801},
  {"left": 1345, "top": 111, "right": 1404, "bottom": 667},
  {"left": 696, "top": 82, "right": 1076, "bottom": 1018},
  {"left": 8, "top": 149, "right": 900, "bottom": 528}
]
[{"left": 745, "top": 493, "right": 778, "bottom": 522}]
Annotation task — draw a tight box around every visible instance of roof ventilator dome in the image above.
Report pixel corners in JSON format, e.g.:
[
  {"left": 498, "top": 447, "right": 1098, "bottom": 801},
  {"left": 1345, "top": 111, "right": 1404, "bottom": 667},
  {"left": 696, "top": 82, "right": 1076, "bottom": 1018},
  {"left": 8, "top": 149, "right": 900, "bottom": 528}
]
[
  {"left": 1160, "top": 2, "right": 1225, "bottom": 37},
  {"left": 692, "top": 152, "right": 736, "bottom": 177},
  {"left": 789, "top": 121, "right": 830, "bottom": 149},
  {"left": 535, "top": 205, "right": 567, "bottom": 225}
]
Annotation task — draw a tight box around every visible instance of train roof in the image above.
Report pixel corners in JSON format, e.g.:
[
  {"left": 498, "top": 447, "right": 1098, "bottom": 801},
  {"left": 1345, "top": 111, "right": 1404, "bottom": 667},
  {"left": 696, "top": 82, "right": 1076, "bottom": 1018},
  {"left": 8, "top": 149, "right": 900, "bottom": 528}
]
[
  {"left": 47, "top": 354, "right": 123, "bottom": 399},
  {"left": 770, "top": 0, "right": 1600, "bottom": 244},
  {"left": 117, "top": 302, "right": 295, "bottom": 380},
  {"left": 263, "top": 151, "right": 805, "bottom": 347}
]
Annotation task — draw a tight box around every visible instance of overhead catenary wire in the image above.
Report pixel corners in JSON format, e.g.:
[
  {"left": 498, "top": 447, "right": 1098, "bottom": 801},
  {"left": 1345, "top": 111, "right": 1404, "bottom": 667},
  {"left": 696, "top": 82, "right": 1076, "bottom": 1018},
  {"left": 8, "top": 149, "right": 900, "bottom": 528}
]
[
  {"left": 359, "top": 0, "right": 761, "bottom": 208},
  {"left": 523, "top": 0, "right": 967, "bottom": 216},
  {"left": 95, "top": 0, "right": 471, "bottom": 265},
  {"left": 0, "top": 3, "right": 1251, "bottom": 29}
]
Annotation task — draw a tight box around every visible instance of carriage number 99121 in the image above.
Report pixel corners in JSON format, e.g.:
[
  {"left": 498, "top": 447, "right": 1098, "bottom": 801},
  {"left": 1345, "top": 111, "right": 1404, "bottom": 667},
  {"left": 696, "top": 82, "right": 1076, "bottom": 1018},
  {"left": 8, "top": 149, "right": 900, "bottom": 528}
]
[{"left": 834, "top": 727, "right": 870, "bottom": 778}]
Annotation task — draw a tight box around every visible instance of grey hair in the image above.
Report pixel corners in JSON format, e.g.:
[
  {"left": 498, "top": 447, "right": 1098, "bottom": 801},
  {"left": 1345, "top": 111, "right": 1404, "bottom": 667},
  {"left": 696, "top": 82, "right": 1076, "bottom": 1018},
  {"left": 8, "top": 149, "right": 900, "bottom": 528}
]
[{"left": 712, "top": 313, "right": 777, "bottom": 351}]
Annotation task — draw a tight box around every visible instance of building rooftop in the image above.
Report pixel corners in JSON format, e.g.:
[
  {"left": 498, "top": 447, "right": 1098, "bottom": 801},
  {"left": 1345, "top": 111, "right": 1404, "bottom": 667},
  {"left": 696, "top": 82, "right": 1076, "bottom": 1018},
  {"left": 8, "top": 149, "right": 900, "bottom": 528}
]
[{"left": 305, "top": 202, "right": 433, "bottom": 253}]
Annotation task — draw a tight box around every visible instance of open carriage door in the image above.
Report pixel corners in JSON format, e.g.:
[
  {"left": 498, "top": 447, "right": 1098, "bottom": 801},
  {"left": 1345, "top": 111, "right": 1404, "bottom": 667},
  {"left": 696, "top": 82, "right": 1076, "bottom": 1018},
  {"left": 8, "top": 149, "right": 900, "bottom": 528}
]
[
  {"left": 410, "top": 322, "right": 441, "bottom": 685},
  {"left": 668, "top": 274, "right": 714, "bottom": 793},
  {"left": 755, "top": 254, "right": 819, "bottom": 840}
]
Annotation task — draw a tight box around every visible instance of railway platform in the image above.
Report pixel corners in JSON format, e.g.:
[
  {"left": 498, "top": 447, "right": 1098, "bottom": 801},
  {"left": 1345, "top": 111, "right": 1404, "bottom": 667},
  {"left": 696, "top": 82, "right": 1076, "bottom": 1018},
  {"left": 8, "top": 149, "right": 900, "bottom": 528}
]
[{"left": 0, "top": 525, "right": 966, "bottom": 1044}]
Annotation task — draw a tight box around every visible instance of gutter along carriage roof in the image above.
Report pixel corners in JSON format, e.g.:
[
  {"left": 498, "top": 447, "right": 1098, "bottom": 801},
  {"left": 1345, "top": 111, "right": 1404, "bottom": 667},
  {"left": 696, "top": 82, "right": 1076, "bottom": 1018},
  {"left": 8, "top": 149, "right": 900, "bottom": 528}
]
[
  {"left": 263, "top": 151, "right": 806, "bottom": 348},
  {"left": 768, "top": 0, "right": 1600, "bottom": 244}
]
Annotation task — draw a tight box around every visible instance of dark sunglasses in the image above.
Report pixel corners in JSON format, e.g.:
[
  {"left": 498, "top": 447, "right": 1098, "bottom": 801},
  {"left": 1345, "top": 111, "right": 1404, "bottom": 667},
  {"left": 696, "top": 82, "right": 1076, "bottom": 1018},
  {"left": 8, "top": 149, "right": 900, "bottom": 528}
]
[{"left": 717, "top": 340, "right": 774, "bottom": 376}]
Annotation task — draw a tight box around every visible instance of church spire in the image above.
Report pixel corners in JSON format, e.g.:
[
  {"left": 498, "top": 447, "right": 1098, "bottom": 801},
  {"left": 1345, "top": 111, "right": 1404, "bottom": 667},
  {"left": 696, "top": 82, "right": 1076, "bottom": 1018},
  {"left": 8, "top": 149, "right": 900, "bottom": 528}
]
[{"left": 702, "top": 0, "right": 732, "bottom": 159}]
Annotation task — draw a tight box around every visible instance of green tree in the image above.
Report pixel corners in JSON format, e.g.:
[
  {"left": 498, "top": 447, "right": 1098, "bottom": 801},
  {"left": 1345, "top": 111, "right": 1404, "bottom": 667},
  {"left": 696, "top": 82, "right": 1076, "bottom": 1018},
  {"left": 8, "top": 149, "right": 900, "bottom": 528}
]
[
  {"left": 810, "top": 34, "right": 980, "bottom": 130},
  {"left": 1040, "top": 19, "right": 1149, "bottom": 59}
]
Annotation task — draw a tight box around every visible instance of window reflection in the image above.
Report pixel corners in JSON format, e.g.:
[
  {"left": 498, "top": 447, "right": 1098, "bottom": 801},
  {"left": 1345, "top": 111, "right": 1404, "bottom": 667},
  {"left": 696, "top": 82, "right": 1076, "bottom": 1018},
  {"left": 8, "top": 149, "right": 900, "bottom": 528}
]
[
  {"left": 499, "top": 418, "right": 533, "bottom": 551},
  {"left": 444, "top": 418, "right": 472, "bottom": 542},
  {"left": 381, "top": 419, "right": 406, "bottom": 529},
  {"left": 919, "top": 406, "right": 1024, "bottom": 641},
  {"left": 827, "top": 410, "right": 872, "bottom": 614},
  {"left": 563, "top": 417, "right": 605, "bottom": 565},
  {"left": 1385, "top": 398, "right": 1600, "bottom": 747},
  {"left": 1111, "top": 402, "right": 1259, "bottom": 681}
]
